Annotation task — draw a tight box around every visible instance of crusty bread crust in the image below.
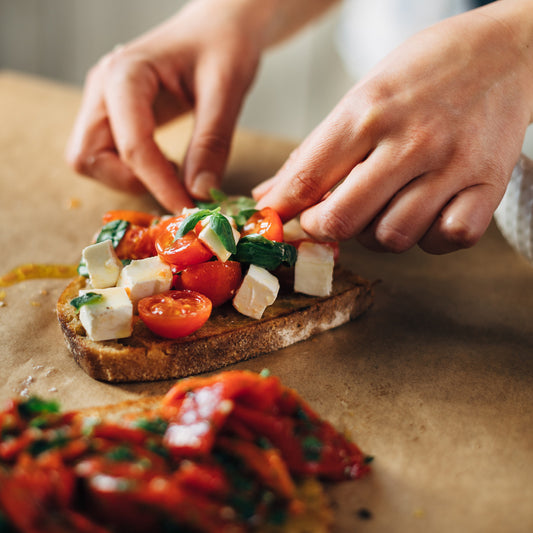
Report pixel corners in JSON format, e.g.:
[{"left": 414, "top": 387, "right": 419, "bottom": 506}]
[{"left": 57, "top": 268, "right": 373, "bottom": 383}]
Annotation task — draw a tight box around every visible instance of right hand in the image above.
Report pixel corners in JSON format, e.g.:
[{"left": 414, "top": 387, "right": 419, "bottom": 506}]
[{"left": 65, "top": 0, "right": 263, "bottom": 212}]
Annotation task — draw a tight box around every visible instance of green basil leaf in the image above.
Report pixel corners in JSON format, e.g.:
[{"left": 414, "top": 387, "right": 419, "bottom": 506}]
[
  {"left": 210, "top": 212, "right": 237, "bottom": 254},
  {"left": 18, "top": 397, "right": 60, "bottom": 418},
  {"left": 233, "top": 235, "right": 297, "bottom": 270},
  {"left": 134, "top": 417, "right": 169, "bottom": 436},
  {"left": 70, "top": 292, "right": 103, "bottom": 311},
  {"left": 195, "top": 192, "right": 257, "bottom": 216},
  {"left": 301, "top": 435, "right": 323, "bottom": 462},
  {"left": 175, "top": 209, "right": 213, "bottom": 240},
  {"left": 209, "top": 188, "right": 228, "bottom": 203},
  {"left": 106, "top": 445, "right": 136, "bottom": 462},
  {"left": 232, "top": 208, "right": 258, "bottom": 229},
  {"left": 96, "top": 219, "right": 130, "bottom": 248},
  {"left": 194, "top": 199, "right": 219, "bottom": 210},
  {"left": 223, "top": 196, "right": 256, "bottom": 216}
]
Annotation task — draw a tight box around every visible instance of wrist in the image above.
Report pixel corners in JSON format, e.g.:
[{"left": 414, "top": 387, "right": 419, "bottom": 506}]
[
  {"left": 480, "top": 0, "right": 533, "bottom": 122},
  {"left": 193, "top": 0, "right": 339, "bottom": 50}
]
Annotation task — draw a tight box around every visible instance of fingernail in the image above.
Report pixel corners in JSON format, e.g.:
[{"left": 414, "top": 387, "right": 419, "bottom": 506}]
[
  {"left": 251, "top": 179, "right": 273, "bottom": 200},
  {"left": 190, "top": 171, "right": 218, "bottom": 200}
]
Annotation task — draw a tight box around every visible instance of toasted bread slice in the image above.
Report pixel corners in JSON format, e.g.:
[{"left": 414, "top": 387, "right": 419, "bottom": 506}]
[{"left": 57, "top": 268, "right": 373, "bottom": 383}]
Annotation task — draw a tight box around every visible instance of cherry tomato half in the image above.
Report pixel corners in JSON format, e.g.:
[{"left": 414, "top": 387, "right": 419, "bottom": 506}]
[
  {"left": 102, "top": 210, "right": 158, "bottom": 227},
  {"left": 115, "top": 225, "right": 158, "bottom": 260},
  {"left": 138, "top": 290, "right": 212, "bottom": 339},
  {"left": 173, "top": 261, "right": 242, "bottom": 307},
  {"left": 242, "top": 207, "right": 284, "bottom": 242},
  {"left": 155, "top": 216, "right": 213, "bottom": 269}
]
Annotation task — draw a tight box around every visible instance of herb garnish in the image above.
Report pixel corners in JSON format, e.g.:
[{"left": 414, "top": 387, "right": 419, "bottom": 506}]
[
  {"left": 175, "top": 208, "right": 237, "bottom": 254},
  {"left": 195, "top": 189, "right": 256, "bottom": 216},
  {"left": 134, "top": 417, "right": 169, "bottom": 436},
  {"left": 210, "top": 212, "right": 237, "bottom": 254},
  {"left": 70, "top": 292, "right": 103, "bottom": 311},
  {"left": 18, "top": 396, "right": 60, "bottom": 418},
  {"left": 301, "top": 435, "right": 323, "bottom": 462},
  {"left": 232, "top": 235, "right": 297, "bottom": 270},
  {"left": 96, "top": 219, "right": 130, "bottom": 248},
  {"left": 78, "top": 219, "right": 130, "bottom": 277},
  {"left": 175, "top": 209, "right": 213, "bottom": 239}
]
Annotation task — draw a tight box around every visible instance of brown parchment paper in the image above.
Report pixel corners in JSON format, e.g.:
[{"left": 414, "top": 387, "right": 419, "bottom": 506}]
[{"left": 1, "top": 70, "right": 532, "bottom": 533}]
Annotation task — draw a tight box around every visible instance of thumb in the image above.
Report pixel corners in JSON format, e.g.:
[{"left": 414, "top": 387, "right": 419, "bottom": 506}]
[{"left": 183, "top": 72, "right": 248, "bottom": 200}]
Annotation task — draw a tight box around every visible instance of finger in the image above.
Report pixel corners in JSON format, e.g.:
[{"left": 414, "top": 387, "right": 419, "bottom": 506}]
[
  {"left": 183, "top": 64, "right": 250, "bottom": 201},
  {"left": 67, "top": 108, "right": 147, "bottom": 194},
  {"left": 296, "top": 140, "right": 434, "bottom": 241},
  {"left": 356, "top": 170, "right": 468, "bottom": 253},
  {"left": 104, "top": 57, "right": 194, "bottom": 212},
  {"left": 418, "top": 183, "right": 502, "bottom": 254},
  {"left": 66, "top": 61, "right": 150, "bottom": 195},
  {"left": 254, "top": 102, "right": 376, "bottom": 220},
  {"left": 83, "top": 150, "right": 148, "bottom": 194},
  {"left": 251, "top": 175, "right": 278, "bottom": 201}
]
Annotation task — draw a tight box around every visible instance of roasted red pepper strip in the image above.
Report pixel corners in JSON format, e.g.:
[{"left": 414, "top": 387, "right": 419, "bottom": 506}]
[
  {"left": 218, "top": 436, "right": 296, "bottom": 500},
  {"left": 0, "top": 371, "right": 370, "bottom": 532},
  {"left": 162, "top": 371, "right": 369, "bottom": 480},
  {"left": 0, "top": 453, "right": 76, "bottom": 532}
]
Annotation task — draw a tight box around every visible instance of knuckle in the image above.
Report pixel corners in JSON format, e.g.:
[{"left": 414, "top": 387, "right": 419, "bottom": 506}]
[
  {"left": 316, "top": 210, "right": 356, "bottom": 242},
  {"left": 120, "top": 139, "right": 145, "bottom": 169},
  {"left": 99, "top": 45, "right": 128, "bottom": 71},
  {"left": 290, "top": 169, "right": 324, "bottom": 203},
  {"left": 440, "top": 216, "right": 481, "bottom": 250},
  {"left": 66, "top": 148, "right": 94, "bottom": 176},
  {"left": 194, "top": 132, "right": 232, "bottom": 159},
  {"left": 374, "top": 222, "right": 415, "bottom": 253}
]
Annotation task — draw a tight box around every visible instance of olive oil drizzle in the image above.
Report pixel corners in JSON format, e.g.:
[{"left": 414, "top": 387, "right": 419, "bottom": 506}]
[{"left": 0, "top": 264, "right": 78, "bottom": 288}]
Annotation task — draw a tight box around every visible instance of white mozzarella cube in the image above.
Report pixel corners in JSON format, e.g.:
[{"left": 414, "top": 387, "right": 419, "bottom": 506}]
[
  {"left": 233, "top": 264, "right": 280, "bottom": 320},
  {"left": 283, "top": 218, "right": 310, "bottom": 242},
  {"left": 117, "top": 256, "right": 172, "bottom": 304},
  {"left": 82, "top": 240, "right": 123, "bottom": 289},
  {"left": 198, "top": 214, "right": 240, "bottom": 262},
  {"left": 180, "top": 207, "right": 200, "bottom": 216},
  {"left": 294, "top": 242, "right": 334, "bottom": 297},
  {"left": 78, "top": 287, "right": 133, "bottom": 341}
]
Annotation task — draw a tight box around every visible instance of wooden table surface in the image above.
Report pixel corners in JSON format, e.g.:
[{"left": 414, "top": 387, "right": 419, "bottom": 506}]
[{"left": 1, "top": 70, "right": 532, "bottom": 533}]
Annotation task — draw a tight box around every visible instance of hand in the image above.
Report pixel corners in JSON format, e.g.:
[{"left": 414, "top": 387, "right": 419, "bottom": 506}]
[
  {"left": 254, "top": 2, "right": 533, "bottom": 254},
  {"left": 66, "top": 0, "right": 263, "bottom": 212}
]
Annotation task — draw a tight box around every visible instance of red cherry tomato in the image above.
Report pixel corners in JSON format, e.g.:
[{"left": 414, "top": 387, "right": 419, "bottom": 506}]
[
  {"left": 155, "top": 216, "right": 213, "bottom": 269},
  {"left": 102, "top": 210, "right": 158, "bottom": 227},
  {"left": 138, "top": 290, "right": 212, "bottom": 339},
  {"left": 173, "top": 261, "right": 242, "bottom": 307},
  {"left": 242, "top": 207, "right": 284, "bottom": 242},
  {"left": 115, "top": 225, "right": 157, "bottom": 260}
]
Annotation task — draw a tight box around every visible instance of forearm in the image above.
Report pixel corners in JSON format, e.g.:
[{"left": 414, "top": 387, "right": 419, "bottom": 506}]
[
  {"left": 477, "top": 0, "right": 533, "bottom": 122},
  {"left": 178, "top": 0, "right": 340, "bottom": 49}
]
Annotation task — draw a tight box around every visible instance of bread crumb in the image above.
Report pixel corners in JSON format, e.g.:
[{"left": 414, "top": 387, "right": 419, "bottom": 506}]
[
  {"left": 18, "top": 376, "right": 34, "bottom": 398},
  {"left": 40, "top": 289, "right": 49, "bottom": 296},
  {"left": 413, "top": 509, "right": 425, "bottom": 518},
  {"left": 48, "top": 387, "right": 58, "bottom": 393},
  {"left": 67, "top": 197, "right": 81, "bottom": 209},
  {"left": 30, "top": 301, "right": 41, "bottom": 307},
  {"left": 0, "top": 301, "right": 5, "bottom": 308}
]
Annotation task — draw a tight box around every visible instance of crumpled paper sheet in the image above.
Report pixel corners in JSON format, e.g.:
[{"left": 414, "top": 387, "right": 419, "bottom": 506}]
[{"left": 1, "top": 71, "right": 533, "bottom": 532}]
